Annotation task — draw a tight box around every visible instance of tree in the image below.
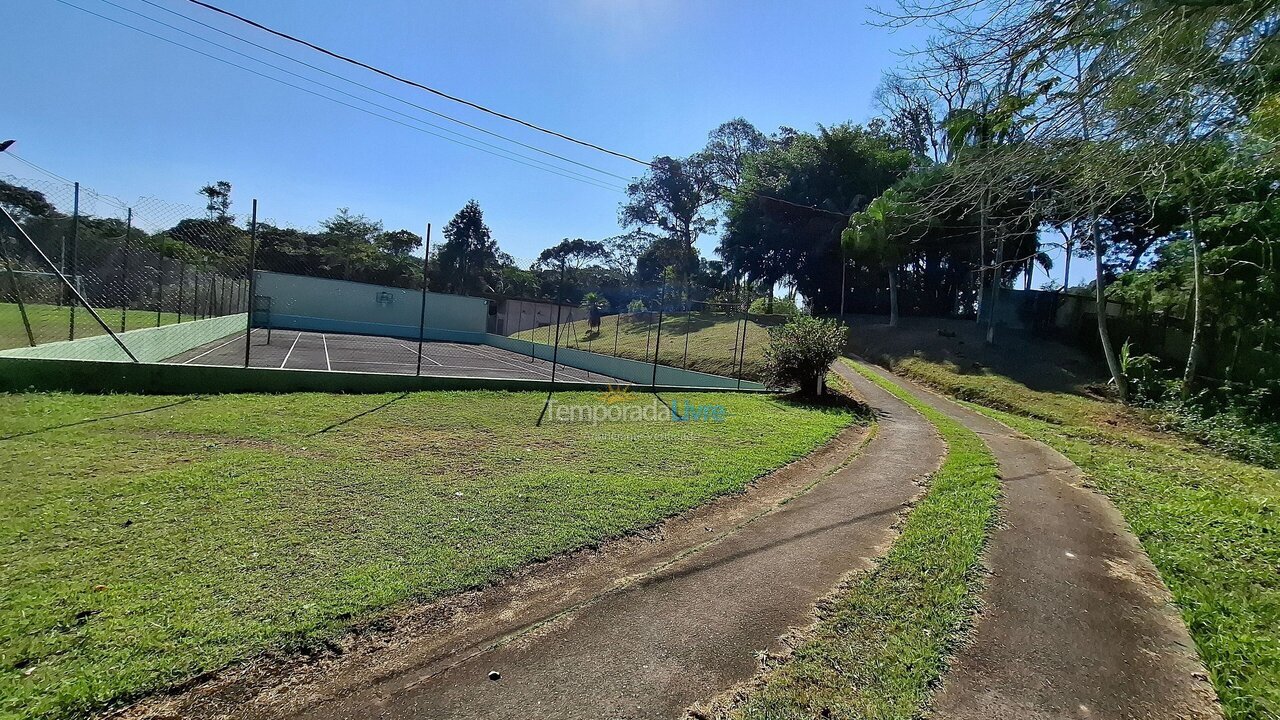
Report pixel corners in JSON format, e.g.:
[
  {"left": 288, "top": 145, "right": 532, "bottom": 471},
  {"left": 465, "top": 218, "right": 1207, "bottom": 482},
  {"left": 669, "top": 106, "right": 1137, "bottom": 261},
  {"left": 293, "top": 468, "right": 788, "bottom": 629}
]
[
  {"left": 319, "top": 208, "right": 381, "bottom": 281},
  {"left": 376, "top": 229, "right": 421, "bottom": 257},
  {"left": 619, "top": 155, "right": 716, "bottom": 295},
  {"left": 697, "top": 118, "right": 769, "bottom": 191},
  {"left": 843, "top": 190, "right": 918, "bottom": 326},
  {"left": 438, "top": 200, "right": 502, "bottom": 295},
  {"left": 535, "top": 238, "right": 609, "bottom": 298},
  {"left": 198, "top": 181, "right": 233, "bottom": 223}
]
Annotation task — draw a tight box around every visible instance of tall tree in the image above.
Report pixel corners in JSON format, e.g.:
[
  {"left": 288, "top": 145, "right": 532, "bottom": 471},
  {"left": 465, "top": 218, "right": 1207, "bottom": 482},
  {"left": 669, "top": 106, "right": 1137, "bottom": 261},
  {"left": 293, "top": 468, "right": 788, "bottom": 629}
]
[
  {"left": 619, "top": 155, "right": 716, "bottom": 295},
  {"left": 438, "top": 200, "right": 502, "bottom": 295},
  {"left": 198, "top": 181, "right": 233, "bottom": 223}
]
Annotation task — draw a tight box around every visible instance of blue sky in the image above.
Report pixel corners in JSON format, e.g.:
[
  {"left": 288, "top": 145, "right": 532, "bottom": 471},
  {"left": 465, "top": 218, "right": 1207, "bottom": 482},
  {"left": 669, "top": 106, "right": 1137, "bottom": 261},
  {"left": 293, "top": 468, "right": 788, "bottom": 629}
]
[{"left": 3, "top": 0, "right": 1081, "bottom": 287}]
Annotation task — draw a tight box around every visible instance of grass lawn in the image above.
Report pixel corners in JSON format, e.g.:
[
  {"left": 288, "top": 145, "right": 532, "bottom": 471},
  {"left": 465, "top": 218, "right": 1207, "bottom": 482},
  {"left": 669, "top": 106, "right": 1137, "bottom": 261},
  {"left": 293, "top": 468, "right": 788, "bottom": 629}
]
[
  {"left": 718, "top": 360, "right": 1000, "bottom": 719},
  {"left": 512, "top": 312, "right": 774, "bottom": 381},
  {"left": 0, "top": 302, "right": 183, "bottom": 351},
  {"left": 0, "top": 388, "right": 856, "bottom": 719},
  {"left": 884, "top": 356, "right": 1279, "bottom": 720}
]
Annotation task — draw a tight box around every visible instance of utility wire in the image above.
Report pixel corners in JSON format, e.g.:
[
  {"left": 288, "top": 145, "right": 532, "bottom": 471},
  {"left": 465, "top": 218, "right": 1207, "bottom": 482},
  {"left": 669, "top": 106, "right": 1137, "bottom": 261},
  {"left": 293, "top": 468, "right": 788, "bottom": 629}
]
[
  {"left": 137, "top": 0, "right": 633, "bottom": 183},
  {"left": 186, "top": 0, "right": 653, "bottom": 167},
  {"left": 181, "top": 0, "right": 856, "bottom": 219},
  {"left": 53, "top": 0, "right": 625, "bottom": 193},
  {"left": 89, "top": 0, "right": 625, "bottom": 190}
]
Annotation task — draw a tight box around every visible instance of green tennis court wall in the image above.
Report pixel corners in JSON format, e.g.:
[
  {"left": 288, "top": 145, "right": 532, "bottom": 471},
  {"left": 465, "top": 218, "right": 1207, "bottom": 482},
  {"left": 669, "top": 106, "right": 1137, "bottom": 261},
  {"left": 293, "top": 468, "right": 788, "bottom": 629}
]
[
  {"left": 0, "top": 356, "right": 765, "bottom": 395},
  {"left": 254, "top": 272, "right": 488, "bottom": 336},
  {"left": 0, "top": 314, "right": 247, "bottom": 363},
  {"left": 483, "top": 333, "right": 766, "bottom": 390}
]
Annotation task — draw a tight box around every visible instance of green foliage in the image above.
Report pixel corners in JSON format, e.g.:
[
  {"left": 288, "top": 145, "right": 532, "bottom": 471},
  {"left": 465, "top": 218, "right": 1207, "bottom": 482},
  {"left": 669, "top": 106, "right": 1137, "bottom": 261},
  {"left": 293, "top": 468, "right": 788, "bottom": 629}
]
[
  {"left": 761, "top": 316, "right": 847, "bottom": 395},
  {"left": 747, "top": 296, "right": 799, "bottom": 316}
]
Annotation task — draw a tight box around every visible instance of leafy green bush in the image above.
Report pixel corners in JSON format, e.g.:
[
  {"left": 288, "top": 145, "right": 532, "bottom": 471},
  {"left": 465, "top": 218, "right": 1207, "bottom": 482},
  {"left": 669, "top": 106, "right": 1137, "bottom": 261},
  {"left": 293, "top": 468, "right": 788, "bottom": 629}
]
[
  {"left": 762, "top": 316, "right": 846, "bottom": 396},
  {"left": 749, "top": 296, "right": 801, "bottom": 316}
]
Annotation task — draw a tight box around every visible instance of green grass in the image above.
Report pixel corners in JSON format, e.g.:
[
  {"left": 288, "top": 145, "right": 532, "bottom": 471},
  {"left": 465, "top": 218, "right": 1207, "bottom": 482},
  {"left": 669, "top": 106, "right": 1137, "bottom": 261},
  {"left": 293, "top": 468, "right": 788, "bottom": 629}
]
[
  {"left": 0, "top": 388, "right": 856, "bottom": 720},
  {"left": 0, "top": 302, "right": 183, "bottom": 351},
  {"left": 512, "top": 312, "right": 773, "bottom": 380},
  {"left": 720, "top": 359, "right": 1000, "bottom": 720},
  {"left": 882, "top": 356, "right": 1280, "bottom": 720}
]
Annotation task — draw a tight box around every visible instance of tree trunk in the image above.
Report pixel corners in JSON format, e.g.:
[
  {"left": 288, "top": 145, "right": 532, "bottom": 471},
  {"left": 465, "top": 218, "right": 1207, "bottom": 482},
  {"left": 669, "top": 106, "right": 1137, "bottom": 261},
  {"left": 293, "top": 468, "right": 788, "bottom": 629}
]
[
  {"left": 1092, "top": 217, "right": 1127, "bottom": 403},
  {"left": 975, "top": 190, "right": 987, "bottom": 322},
  {"left": 888, "top": 267, "right": 899, "bottom": 327},
  {"left": 1182, "top": 210, "right": 1203, "bottom": 399},
  {"left": 765, "top": 284, "right": 774, "bottom": 314},
  {"left": 986, "top": 233, "right": 1003, "bottom": 344}
]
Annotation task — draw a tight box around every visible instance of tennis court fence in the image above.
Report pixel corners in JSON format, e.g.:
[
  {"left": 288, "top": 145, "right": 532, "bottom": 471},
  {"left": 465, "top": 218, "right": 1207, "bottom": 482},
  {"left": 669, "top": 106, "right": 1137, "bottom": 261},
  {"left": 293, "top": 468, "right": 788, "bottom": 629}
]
[{"left": 0, "top": 171, "right": 768, "bottom": 390}]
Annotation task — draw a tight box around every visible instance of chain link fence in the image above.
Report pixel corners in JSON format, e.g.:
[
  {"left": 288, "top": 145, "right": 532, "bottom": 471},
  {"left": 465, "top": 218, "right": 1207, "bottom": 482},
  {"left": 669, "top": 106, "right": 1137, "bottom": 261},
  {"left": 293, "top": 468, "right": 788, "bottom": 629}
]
[{"left": 1, "top": 171, "right": 767, "bottom": 388}]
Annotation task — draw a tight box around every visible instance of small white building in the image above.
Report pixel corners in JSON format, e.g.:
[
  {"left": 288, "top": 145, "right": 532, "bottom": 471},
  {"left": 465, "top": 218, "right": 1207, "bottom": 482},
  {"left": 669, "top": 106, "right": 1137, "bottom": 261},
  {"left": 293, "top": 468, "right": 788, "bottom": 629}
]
[{"left": 486, "top": 295, "right": 587, "bottom": 335}]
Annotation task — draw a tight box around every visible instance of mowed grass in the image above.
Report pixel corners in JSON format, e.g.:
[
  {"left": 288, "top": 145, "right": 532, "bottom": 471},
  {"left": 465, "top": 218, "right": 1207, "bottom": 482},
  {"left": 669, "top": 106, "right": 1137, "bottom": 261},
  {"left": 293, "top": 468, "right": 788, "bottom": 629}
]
[
  {"left": 886, "top": 356, "right": 1280, "bottom": 720},
  {"left": 512, "top": 312, "right": 773, "bottom": 380},
  {"left": 720, "top": 360, "right": 1000, "bottom": 719},
  {"left": 0, "top": 302, "right": 182, "bottom": 351},
  {"left": 0, "top": 389, "right": 856, "bottom": 719}
]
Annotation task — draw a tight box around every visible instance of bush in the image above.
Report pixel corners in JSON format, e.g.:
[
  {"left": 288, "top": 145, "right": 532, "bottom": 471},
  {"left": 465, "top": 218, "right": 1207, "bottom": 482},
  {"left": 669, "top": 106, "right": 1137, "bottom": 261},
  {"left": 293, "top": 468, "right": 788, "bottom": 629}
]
[
  {"left": 626, "top": 298, "right": 646, "bottom": 314},
  {"left": 749, "top": 296, "right": 801, "bottom": 316},
  {"left": 762, "top": 316, "right": 847, "bottom": 396}
]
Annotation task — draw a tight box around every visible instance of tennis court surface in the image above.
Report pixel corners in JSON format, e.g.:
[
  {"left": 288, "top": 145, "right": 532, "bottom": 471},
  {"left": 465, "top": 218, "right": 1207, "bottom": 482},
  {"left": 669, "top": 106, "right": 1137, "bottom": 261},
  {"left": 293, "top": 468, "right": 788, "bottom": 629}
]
[{"left": 164, "top": 329, "right": 623, "bottom": 383}]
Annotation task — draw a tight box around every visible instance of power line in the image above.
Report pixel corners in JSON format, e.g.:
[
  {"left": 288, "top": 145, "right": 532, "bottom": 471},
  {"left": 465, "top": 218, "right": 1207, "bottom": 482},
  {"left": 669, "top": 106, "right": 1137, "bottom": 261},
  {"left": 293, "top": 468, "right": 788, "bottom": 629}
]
[
  {"left": 136, "top": 0, "right": 634, "bottom": 183},
  {"left": 52, "top": 0, "right": 626, "bottom": 193},
  {"left": 186, "top": 0, "right": 654, "bottom": 167},
  {"left": 89, "top": 0, "right": 626, "bottom": 190}
]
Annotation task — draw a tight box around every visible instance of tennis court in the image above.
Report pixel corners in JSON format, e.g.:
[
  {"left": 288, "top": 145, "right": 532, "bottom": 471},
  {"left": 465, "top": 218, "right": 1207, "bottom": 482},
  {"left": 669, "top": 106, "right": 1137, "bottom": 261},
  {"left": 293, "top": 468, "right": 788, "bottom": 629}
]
[{"left": 164, "top": 328, "right": 623, "bottom": 383}]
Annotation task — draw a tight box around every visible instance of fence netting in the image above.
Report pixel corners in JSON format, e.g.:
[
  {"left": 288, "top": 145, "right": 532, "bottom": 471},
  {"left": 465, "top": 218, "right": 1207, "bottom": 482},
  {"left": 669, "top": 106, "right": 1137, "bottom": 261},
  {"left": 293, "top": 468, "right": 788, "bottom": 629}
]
[
  {"left": 0, "top": 172, "right": 767, "bottom": 386},
  {"left": 0, "top": 174, "right": 249, "bottom": 363}
]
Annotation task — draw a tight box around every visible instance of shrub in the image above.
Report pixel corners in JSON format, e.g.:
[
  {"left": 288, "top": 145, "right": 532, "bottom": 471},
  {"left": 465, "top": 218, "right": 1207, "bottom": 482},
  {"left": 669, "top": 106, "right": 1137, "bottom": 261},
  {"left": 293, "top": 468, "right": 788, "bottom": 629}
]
[
  {"left": 626, "top": 298, "right": 646, "bottom": 314},
  {"left": 749, "top": 296, "right": 801, "bottom": 316},
  {"left": 762, "top": 316, "right": 847, "bottom": 396}
]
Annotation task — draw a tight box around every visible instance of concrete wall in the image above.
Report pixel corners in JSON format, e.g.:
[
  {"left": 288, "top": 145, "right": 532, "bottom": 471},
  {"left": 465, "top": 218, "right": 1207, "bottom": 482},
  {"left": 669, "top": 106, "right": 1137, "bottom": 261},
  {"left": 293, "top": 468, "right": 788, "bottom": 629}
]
[
  {"left": 254, "top": 271, "right": 489, "bottom": 341},
  {"left": 0, "top": 356, "right": 765, "bottom": 395},
  {"left": 0, "top": 313, "right": 246, "bottom": 363},
  {"left": 494, "top": 298, "right": 587, "bottom": 335},
  {"left": 485, "top": 333, "right": 766, "bottom": 390}
]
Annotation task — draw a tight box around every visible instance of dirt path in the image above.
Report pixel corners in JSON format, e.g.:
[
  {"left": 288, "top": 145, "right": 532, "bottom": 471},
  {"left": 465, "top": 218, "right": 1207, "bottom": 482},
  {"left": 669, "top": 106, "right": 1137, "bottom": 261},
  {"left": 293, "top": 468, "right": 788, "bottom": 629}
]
[
  {"left": 854, "top": 363, "right": 1222, "bottom": 720},
  {"left": 124, "top": 372, "right": 943, "bottom": 720}
]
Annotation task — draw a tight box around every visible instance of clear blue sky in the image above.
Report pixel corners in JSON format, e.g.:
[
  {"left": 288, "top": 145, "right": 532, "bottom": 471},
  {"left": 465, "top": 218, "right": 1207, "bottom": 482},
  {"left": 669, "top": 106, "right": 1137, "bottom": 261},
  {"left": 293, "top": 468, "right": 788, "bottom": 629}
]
[{"left": 3, "top": 0, "right": 1084, "bottom": 286}]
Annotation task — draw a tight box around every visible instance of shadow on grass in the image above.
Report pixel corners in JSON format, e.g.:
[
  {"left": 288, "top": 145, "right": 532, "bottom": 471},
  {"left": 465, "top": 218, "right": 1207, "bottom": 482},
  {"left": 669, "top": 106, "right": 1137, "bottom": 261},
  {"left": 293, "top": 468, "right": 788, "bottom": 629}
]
[
  {"left": 0, "top": 397, "right": 201, "bottom": 441},
  {"left": 308, "top": 393, "right": 409, "bottom": 436}
]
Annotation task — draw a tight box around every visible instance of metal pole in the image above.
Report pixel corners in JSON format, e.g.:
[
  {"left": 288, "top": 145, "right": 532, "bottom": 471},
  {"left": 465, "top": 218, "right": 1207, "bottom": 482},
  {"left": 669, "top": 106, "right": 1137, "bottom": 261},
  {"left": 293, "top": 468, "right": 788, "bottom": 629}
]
[
  {"left": 120, "top": 208, "right": 132, "bottom": 332},
  {"left": 550, "top": 264, "right": 566, "bottom": 385},
  {"left": 0, "top": 206, "right": 139, "bottom": 361},
  {"left": 416, "top": 223, "right": 431, "bottom": 376},
  {"left": 839, "top": 250, "right": 847, "bottom": 319},
  {"left": 0, "top": 232, "right": 36, "bottom": 347},
  {"left": 651, "top": 287, "right": 666, "bottom": 388},
  {"left": 736, "top": 303, "right": 748, "bottom": 390},
  {"left": 613, "top": 310, "right": 621, "bottom": 356},
  {"left": 68, "top": 182, "right": 80, "bottom": 340},
  {"left": 193, "top": 271, "right": 201, "bottom": 321},
  {"left": 176, "top": 263, "right": 185, "bottom": 323},
  {"left": 682, "top": 306, "right": 691, "bottom": 369},
  {"left": 155, "top": 256, "right": 164, "bottom": 327},
  {"left": 244, "top": 199, "right": 258, "bottom": 367}
]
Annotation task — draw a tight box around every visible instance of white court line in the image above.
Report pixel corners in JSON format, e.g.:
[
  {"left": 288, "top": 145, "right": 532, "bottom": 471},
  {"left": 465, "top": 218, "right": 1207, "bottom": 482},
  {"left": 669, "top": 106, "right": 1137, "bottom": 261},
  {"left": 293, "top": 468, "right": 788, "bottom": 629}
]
[
  {"left": 182, "top": 328, "right": 256, "bottom": 365},
  {"left": 392, "top": 339, "right": 442, "bottom": 365},
  {"left": 280, "top": 331, "right": 303, "bottom": 369},
  {"left": 321, "top": 333, "right": 332, "bottom": 371},
  {"left": 476, "top": 346, "right": 556, "bottom": 379}
]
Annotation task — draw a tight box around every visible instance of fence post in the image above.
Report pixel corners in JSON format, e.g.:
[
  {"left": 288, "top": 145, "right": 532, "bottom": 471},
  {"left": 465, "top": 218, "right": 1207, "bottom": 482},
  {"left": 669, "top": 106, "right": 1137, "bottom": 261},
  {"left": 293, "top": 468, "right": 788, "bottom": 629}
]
[
  {"left": 244, "top": 199, "right": 258, "bottom": 367},
  {"left": 682, "top": 305, "right": 691, "bottom": 369},
  {"left": 176, "top": 263, "right": 185, "bottom": 323},
  {"left": 68, "top": 182, "right": 80, "bottom": 340},
  {"left": 120, "top": 208, "right": 132, "bottom": 332},
  {"left": 416, "top": 223, "right": 431, "bottom": 376},
  {"left": 0, "top": 230, "right": 36, "bottom": 347},
  {"left": 651, "top": 288, "right": 666, "bottom": 388},
  {"left": 155, "top": 257, "right": 164, "bottom": 327},
  {"left": 0, "top": 206, "right": 138, "bottom": 361}
]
